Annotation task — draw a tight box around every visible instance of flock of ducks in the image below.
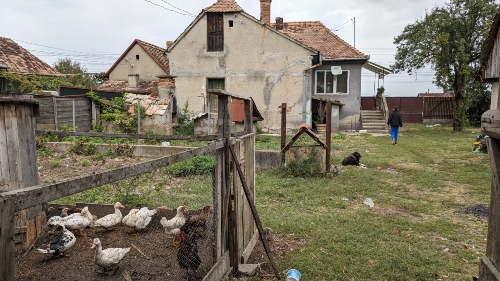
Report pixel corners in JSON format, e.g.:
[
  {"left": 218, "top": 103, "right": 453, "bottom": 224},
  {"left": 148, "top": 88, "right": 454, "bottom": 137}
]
[{"left": 39, "top": 202, "right": 191, "bottom": 275}]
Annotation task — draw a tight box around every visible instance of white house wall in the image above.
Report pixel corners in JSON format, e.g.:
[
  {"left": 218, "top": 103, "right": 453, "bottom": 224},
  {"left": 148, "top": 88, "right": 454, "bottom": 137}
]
[
  {"left": 168, "top": 12, "right": 316, "bottom": 132},
  {"left": 109, "top": 44, "right": 166, "bottom": 81}
]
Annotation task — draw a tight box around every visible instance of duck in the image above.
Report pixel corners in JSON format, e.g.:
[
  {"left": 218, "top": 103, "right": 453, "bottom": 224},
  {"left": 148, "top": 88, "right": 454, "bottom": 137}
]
[
  {"left": 94, "top": 202, "right": 125, "bottom": 230},
  {"left": 160, "top": 205, "right": 187, "bottom": 246},
  {"left": 91, "top": 238, "right": 130, "bottom": 274},
  {"left": 122, "top": 208, "right": 140, "bottom": 229},
  {"left": 60, "top": 206, "right": 93, "bottom": 236},
  {"left": 37, "top": 221, "right": 76, "bottom": 256},
  {"left": 134, "top": 207, "right": 158, "bottom": 231},
  {"left": 47, "top": 207, "right": 70, "bottom": 224}
]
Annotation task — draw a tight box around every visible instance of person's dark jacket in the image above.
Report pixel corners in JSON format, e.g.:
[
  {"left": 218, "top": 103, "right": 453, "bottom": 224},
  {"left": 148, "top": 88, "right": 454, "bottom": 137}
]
[{"left": 387, "top": 111, "right": 403, "bottom": 127}]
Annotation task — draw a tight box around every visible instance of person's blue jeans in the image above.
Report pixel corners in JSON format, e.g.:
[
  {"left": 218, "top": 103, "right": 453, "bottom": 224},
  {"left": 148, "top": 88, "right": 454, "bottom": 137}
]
[{"left": 390, "top": 126, "right": 399, "bottom": 142}]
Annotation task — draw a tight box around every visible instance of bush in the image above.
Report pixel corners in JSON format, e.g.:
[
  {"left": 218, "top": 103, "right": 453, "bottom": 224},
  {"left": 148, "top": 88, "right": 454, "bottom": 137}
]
[
  {"left": 166, "top": 155, "right": 215, "bottom": 177},
  {"left": 279, "top": 150, "right": 322, "bottom": 178}
]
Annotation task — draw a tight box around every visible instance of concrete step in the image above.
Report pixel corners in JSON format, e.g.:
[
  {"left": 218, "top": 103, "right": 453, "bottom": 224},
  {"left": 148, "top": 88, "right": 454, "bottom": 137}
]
[
  {"left": 362, "top": 126, "right": 387, "bottom": 130},
  {"left": 362, "top": 123, "right": 386, "bottom": 127}
]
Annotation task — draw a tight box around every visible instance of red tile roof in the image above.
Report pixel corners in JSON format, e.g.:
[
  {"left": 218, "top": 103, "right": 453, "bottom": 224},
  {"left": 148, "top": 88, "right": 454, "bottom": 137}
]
[
  {"left": 204, "top": 0, "right": 243, "bottom": 12},
  {"left": 417, "top": 93, "right": 452, "bottom": 97},
  {"left": 0, "top": 37, "right": 61, "bottom": 75},
  {"left": 271, "top": 21, "right": 366, "bottom": 60},
  {"left": 105, "top": 39, "right": 169, "bottom": 77},
  {"left": 98, "top": 80, "right": 158, "bottom": 96}
]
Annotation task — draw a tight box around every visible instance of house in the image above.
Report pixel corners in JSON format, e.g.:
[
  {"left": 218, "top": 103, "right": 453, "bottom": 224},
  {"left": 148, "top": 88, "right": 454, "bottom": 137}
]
[
  {"left": 0, "top": 37, "right": 61, "bottom": 92},
  {"left": 165, "top": 0, "right": 372, "bottom": 132},
  {"left": 98, "top": 39, "right": 175, "bottom": 134}
]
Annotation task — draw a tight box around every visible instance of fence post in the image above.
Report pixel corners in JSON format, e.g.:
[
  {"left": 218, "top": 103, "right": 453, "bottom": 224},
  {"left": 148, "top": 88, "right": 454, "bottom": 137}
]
[
  {"left": 138, "top": 100, "right": 141, "bottom": 144},
  {"left": 326, "top": 102, "right": 332, "bottom": 173},
  {"left": 279, "top": 103, "right": 286, "bottom": 164},
  {"left": 72, "top": 99, "right": 76, "bottom": 141},
  {"left": 0, "top": 198, "right": 15, "bottom": 281},
  {"left": 53, "top": 96, "right": 58, "bottom": 130}
]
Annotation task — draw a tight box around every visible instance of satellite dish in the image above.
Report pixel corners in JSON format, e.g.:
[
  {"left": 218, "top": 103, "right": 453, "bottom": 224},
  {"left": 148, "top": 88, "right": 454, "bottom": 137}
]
[{"left": 330, "top": 66, "right": 342, "bottom": 75}]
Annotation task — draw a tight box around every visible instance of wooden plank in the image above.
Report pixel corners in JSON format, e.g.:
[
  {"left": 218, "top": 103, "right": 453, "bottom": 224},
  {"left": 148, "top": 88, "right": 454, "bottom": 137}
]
[
  {"left": 229, "top": 144, "right": 280, "bottom": 280},
  {"left": 35, "top": 130, "right": 219, "bottom": 141},
  {"left": 233, "top": 140, "right": 243, "bottom": 265},
  {"left": 241, "top": 230, "right": 259, "bottom": 264},
  {"left": 202, "top": 250, "right": 231, "bottom": 281},
  {"left": 482, "top": 110, "right": 500, "bottom": 139},
  {"left": 244, "top": 99, "right": 252, "bottom": 134},
  {"left": 0, "top": 141, "right": 225, "bottom": 212},
  {"left": 479, "top": 256, "right": 500, "bottom": 280},
  {"left": 19, "top": 103, "right": 39, "bottom": 187},
  {"left": 53, "top": 96, "right": 58, "bottom": 130},
  {"left": 0, "top": 198, "right": 15, "bottom": 281},
  {"left": 213, "top": 150, "right": 224, "bottom": 259},
  {"left": 486, "top": 137, "right": 500, "bottom": 270}
]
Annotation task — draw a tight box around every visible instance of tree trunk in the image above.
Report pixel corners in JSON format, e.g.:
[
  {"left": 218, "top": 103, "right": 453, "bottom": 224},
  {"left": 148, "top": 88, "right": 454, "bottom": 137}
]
[{"left": 452, "top": 70, "right": 465, "bottom": 132}]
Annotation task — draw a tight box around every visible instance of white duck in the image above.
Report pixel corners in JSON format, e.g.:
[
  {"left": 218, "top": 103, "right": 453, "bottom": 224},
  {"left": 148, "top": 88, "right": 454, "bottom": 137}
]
[
  {"left": 122, "top": 208, "right": 140, "bottom": 229},
  {"left": 47, "top": 207, "right": 70, "bottom": 223},
  {"left": 94, "top": 202, "right": 125, "bottom": 230},
  {"left": 134, "top": 207, "right": 158, "bottom": 231},
  {"left": 91, "top": 238, "right": 130, "bottom": 274},
  {"left": 38, "top": 221, "right": 76, "bottom": 256},
  {"left": 160, "top": 205, "right": 187, "bottom": 245},
  {"left": 60, "top": 206, "right": 93, "bottom": 236}
]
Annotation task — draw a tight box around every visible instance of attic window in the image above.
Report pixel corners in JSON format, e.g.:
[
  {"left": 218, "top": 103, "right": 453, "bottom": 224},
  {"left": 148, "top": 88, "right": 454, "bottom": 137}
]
[
  {"left": 229, "top": 20, "right": 233, "bottom": 27},
  {"left": 207, "top": 13, "right": 224, "bottom": 52},
  {"left": 136, "top": 55, "right": 140, "bottom": 59}
]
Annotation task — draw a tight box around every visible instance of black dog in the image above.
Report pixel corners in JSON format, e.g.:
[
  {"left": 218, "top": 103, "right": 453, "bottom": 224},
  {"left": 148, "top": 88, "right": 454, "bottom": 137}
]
[{"left": 342, "top": 152, "right": 362, "bottom": 166}]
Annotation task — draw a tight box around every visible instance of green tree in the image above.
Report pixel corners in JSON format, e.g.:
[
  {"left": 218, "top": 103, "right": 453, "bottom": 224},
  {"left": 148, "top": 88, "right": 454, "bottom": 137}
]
[
  {"left": 392, "top": 0, "right": 498, "bottom": 131},
  {"left": 53, "top": 58, "right": 105, "bottom": 88}
]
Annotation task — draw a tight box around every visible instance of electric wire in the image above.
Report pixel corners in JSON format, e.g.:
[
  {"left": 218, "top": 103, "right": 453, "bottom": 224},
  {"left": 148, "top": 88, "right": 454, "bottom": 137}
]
[{"left": 142, "top": 0, "right": 196, "bottom": 17}]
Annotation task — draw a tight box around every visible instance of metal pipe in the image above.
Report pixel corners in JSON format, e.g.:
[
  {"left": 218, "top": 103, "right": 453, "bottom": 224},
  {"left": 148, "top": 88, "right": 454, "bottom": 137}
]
[
  {"left": 72, "top": 100, "right": 75, "bottom": 141},
  {"left": 137, "top": 100, "right": 141, "bottom": 144}
]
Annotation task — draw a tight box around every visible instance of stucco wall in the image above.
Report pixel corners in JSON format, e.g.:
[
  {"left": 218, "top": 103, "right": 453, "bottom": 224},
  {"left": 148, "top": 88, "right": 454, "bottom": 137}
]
[
  {"left": 109, "top": 44, "right": 166, "bottom": 81},
  {"left": 167, "top": 12, "right": 316, "bottom": 132},
  {"left": 312, "top": 61, "right": 364, "bottom": 130}
]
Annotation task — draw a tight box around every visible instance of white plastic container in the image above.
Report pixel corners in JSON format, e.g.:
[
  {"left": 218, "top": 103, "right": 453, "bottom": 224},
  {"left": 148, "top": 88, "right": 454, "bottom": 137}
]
[{"left": 286, "top": 269, "right": 301, "bottom": 281}]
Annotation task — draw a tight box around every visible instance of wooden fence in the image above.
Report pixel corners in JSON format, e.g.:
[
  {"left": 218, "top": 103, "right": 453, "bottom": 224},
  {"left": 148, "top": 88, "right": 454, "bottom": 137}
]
[
  {"left": 422, "top": 96, "right": 453, "bottom": 120},
  {"left": 0, "top": 93, "right": 278, "bottom": 281},
  {"left": 34, "top": 95, "right": 92, "bottom": 131}
]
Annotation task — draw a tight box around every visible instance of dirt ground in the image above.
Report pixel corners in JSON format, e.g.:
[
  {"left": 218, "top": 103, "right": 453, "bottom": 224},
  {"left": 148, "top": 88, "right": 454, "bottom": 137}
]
[{"left": 13, "top": 152, "right": 299, "bottom": 280}]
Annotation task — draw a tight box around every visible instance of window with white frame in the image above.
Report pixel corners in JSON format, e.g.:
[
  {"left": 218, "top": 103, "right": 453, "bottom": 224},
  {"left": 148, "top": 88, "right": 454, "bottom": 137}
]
[{"left": 315, "top": 70, "right": 349, "bottom": 94}]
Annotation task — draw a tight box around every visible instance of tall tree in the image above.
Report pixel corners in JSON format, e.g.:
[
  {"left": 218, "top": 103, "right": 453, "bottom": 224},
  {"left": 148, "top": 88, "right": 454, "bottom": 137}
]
[
  {"left": 392, "top": 0, "right": 498, "bottom": 131},
  {"left": 53, "top": 58, "right": 105, "bottom": 88}
]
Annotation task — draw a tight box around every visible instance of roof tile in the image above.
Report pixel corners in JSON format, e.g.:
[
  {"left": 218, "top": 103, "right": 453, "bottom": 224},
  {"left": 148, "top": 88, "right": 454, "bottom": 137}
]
[
  {"left": 271, "top": 21, "right": 366, "bottom": 60},
  {"left": 0, "top": 37, "right": 61, "bottom": 75},
  {"left": 204, "top": 0, "right": 243, "bottom": 13}
]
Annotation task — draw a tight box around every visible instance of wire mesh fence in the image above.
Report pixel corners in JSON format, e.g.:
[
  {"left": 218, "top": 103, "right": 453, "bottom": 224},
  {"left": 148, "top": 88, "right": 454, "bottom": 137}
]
[{"left": 14, "top": 146, "right": 222, "bottom": 281}]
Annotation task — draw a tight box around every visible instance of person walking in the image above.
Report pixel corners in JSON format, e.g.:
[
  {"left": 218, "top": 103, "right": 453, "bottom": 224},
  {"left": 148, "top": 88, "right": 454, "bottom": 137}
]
[{"left": 387, "top": 106, "right": 403, "bottom": 145}]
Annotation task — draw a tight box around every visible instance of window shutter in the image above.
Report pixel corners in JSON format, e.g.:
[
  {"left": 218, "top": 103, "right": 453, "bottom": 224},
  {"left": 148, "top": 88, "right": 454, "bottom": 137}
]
[{"left": 207, "top": 13, "right": 224, "bottom": 52}]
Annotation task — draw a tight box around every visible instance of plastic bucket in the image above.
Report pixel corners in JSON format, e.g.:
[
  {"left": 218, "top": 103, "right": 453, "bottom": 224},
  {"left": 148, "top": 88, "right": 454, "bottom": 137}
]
[{"left": 286, "top": 269, "right": 301, "bottom": 281}]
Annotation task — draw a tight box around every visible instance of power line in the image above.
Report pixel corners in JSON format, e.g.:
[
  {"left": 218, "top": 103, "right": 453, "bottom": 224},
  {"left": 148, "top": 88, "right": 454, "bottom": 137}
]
[
  {"left": 142, "top": 0, "right": 196, "bottom": 17},
  {"left": 158, "top": 0, "right": 196, "bottom": 17},
  {"left": 330, "top": 18, "right": 354, "bottom": 32}
]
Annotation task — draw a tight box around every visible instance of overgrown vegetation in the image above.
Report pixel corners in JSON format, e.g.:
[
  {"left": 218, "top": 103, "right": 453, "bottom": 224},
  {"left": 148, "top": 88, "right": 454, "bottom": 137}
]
[
  {"left": 86, "top": 91, "right": 146, "bottom": 134},
  {"left": 278, "top": 148, "right": 322, "bottom": 178},
  {"left": 166, "top": 155, "right": 215, "bottom": 177},
  {"left": 174, "top": 100, "right": 194, "bottom": 136}
]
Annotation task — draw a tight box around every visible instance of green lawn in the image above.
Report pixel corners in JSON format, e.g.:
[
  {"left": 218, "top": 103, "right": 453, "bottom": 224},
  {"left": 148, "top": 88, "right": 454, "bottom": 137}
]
[{"left": 255, "top": 124, "right": 490, "bottom": 280}]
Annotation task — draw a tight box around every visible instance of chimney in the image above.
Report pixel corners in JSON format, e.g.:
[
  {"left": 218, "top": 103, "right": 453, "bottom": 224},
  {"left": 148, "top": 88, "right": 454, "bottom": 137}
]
[
  {"left": 275, "top": 17, "right": 283, "bottom": 31},
  {"left": 166, "top": 41, "right": 174, "bottom": 49},
  {"left": 128, "top": 74, "right": 139, "bottom": 88},
  {"left": 260, "top": 0, "right": 271, "bottom": 23}
]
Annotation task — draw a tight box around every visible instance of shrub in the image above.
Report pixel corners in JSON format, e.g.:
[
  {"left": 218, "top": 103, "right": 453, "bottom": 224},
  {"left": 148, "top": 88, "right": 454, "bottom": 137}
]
[
  {"left": 279, "top": 150, "right": 322, "bottom": 178},
  {"left": 166, "top": 155, "right": 215, "bottom": 177}
]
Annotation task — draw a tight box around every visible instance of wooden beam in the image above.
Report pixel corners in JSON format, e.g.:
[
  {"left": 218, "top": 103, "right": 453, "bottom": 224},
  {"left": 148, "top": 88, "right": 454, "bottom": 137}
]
[
  {"left": 479, "top": 256, "right": 500, "bottom": 280},
  {"left": 244, "top": 99, "right": 253, "bottom": 134},
  {"left": 229, "top": 144, "right": 280, "bottom": 280},
  {"left": 35, "top": 130, "right": 218, "bottom": 141},
  {"left": 241, "top": 230, "right": 259, "bottom": 264},
  {"left": 0, "top": 198, "right": 15, "bottom": 281},
  {"left": 202, "top": 250, "right": 231, "bottom": 281},
  {"left": 279, "top": 103, "right": 286, "bottom": 164},
  {"left": 0, "top": 141, "right": 225, "bottom": 212},
  {"left": 482, "top": 110, "right": 500, "bottom": 140}
]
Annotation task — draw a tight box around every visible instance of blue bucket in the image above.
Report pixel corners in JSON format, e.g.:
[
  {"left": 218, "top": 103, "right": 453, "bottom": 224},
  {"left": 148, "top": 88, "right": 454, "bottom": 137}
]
[{"left": 286, "top": 269, "right": 301, "bottom": 281}]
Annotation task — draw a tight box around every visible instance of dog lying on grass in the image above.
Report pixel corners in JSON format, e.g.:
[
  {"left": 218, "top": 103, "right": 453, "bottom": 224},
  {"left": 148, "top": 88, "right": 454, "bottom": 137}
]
[{"left": 342, "top": 152, "right": 362, "bottom": 166}]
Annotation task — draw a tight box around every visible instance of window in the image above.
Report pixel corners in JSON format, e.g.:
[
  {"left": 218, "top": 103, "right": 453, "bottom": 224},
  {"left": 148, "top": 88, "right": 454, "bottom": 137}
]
[
  {"left": 229, "top": 20, "right": 233, "bottom": 27},
  {"left": 136, "top": 55, "right": 139, "bottom": 59},
  {"left": 207, "top": 13, "right": 224, "bottom": 52},
  {"left": 207, "top": 78, "right": 225, "bottom": 113},
  {"left": 315, "top": 70, "right": 349, "bottom": 94}
]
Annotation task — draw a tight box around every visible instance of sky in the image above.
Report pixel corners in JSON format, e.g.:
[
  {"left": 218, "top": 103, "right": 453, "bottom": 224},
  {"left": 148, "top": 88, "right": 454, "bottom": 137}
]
[{"left": 2, "top": 0, "right": 451, "bottom": 97}]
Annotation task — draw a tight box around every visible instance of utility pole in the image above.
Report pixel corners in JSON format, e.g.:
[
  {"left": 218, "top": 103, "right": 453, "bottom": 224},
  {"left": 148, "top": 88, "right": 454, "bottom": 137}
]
[{"left": 354, "top": 17, "right": 356, "bottom": 48}]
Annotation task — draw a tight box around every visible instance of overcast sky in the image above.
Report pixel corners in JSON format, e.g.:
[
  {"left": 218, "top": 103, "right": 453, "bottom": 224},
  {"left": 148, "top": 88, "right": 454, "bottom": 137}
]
[{"left": 2, "top": 0, "right": 453, "bottom": 96}]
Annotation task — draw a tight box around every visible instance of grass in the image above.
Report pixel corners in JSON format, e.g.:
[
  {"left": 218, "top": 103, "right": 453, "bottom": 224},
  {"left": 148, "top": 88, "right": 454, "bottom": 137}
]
[
  {"left": 254, "top": 124, "right": 490, "bottom": 280},
  {"left": 48, "top": 124, "right": 490, "bottom": 280}
]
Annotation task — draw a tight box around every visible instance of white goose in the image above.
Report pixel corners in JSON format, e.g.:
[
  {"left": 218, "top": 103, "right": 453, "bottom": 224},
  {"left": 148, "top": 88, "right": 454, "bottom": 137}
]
[
  {"left": 91, "top": 238, "right": 130, "bottom": 274},
  {"left": 94, "top": 202, "right": 125, "bottom": 230}
]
